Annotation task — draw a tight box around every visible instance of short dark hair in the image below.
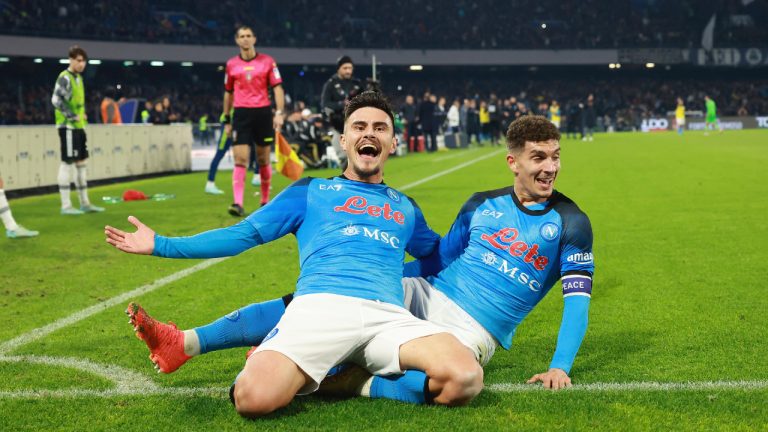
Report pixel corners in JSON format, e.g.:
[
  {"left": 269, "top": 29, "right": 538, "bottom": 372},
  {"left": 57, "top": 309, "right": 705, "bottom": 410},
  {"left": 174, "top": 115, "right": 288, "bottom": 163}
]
[
  {"left": 344, "top": 91, "right": 395, "bottom": 133},
  {"left": 235, "top": 26, "right": 254, "bottom": 37},
  {"left": 68, "top": 45, "right": 87, "bottom": 60},
  {"left": 505, "top": 115, "right": 561, "bottom": 152}
]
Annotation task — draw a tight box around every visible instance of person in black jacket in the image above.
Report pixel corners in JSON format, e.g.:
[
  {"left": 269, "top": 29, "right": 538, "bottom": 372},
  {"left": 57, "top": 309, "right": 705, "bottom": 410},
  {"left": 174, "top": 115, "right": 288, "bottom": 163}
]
[{"left": 321, "top": 55, "right": 362, "bottom": 162}]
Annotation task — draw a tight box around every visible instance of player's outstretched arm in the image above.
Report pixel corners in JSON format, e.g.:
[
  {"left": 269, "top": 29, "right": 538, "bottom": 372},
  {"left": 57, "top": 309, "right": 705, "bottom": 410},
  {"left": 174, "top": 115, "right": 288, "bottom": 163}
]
[
  {"left": 105, "top": 216, "right": 155, "bottom": 255},
  {"left": 526, "top": 368, "right": 571, "bottom": 390}
]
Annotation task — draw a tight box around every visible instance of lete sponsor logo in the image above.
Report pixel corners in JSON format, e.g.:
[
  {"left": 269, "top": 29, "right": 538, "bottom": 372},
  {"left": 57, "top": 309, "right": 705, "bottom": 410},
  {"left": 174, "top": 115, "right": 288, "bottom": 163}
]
[
  {"left": 480, "top": 227, "right": 549, "bottom": 270},
  {"left": 334, "top": 196, "right": 405, "bottom": 225}
]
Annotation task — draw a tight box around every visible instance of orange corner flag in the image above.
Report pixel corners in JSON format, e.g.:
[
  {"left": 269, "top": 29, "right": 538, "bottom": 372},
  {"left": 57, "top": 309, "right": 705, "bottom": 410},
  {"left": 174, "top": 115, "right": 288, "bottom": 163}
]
[{"left": 275, "top": 131, "right": 304, "bottom": 181}]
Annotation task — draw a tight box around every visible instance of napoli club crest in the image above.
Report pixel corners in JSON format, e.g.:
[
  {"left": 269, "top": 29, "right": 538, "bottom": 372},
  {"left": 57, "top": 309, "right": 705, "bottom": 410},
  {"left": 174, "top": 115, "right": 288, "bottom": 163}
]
[{"left": 540, "top": 222, "right": 560, "bottom": 241}]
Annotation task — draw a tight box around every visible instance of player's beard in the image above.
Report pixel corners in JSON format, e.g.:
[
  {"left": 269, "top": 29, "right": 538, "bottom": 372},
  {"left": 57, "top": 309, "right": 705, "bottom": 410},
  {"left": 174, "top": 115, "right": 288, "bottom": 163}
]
[{"left": 351, "top": 163, "right": 381, "bottom": 181}]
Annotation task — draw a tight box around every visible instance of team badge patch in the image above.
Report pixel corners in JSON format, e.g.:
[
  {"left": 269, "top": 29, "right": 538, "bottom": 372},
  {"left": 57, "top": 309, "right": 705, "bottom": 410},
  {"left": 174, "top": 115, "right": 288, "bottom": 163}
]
[
  {"left": 225, "top": 310, "right": 240, "bottom": 321},
  {"left": 386, "top": 188, "right": 400, "bottom": 202},
  {"left": 540, "top": 222, "right": 560, "bottom": 241}
]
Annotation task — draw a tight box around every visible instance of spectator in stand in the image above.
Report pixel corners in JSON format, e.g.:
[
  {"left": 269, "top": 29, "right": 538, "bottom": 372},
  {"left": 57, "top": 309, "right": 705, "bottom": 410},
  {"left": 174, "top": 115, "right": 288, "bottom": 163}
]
[{"left": 582, "top": 94, "right": 596, "bottom": 141}]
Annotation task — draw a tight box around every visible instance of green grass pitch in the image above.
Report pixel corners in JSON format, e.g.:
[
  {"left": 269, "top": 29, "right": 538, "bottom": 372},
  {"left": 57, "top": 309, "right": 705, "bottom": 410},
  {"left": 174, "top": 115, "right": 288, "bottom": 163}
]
[{"left": 1, "top": 130, "right": 767, "bottom": 431}]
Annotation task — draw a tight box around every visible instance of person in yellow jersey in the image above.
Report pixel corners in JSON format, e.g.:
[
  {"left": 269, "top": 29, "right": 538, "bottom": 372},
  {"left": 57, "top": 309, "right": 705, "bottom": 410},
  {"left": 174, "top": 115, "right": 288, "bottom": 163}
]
[
  {"left": 549, "top": 100, "right": 561, "bottom": 130},
  {"left": 51, "top": 45, "right": 104, "bottom": 215},
  {"left": 675, "top": 97, "right": 686, "bottom": 135}
]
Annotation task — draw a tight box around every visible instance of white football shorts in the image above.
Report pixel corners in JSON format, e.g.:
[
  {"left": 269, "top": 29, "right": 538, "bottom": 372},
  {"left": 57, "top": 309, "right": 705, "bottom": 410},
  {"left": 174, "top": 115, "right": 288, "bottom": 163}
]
[
  {"left": 254, "top": 292, "right": 446, "bottom": 394},
  {"left": 402, "top": 277, "right": 498, "bottom": 367}
]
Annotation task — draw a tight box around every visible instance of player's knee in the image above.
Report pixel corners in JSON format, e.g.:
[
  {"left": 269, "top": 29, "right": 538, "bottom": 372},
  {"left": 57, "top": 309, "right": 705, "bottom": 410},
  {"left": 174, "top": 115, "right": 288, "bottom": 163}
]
[{"left": 233, "top": 383, "right": 289, "bottom": 418}]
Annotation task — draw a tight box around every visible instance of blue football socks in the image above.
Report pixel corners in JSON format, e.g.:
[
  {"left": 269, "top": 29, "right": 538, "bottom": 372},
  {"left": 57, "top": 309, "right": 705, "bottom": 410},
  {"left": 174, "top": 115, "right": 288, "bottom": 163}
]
[
  {"left": 370, "top": 370, "right": 430, "bottom": 404},
  {"left": 194, "top": 294, "right": 291, "bottom": 354}
]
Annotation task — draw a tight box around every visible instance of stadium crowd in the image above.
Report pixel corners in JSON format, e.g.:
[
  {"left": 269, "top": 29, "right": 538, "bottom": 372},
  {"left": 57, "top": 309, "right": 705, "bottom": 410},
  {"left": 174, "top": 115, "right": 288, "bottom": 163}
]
[
  {"left": 2, "top": 73, "right": 765, "bottom": 136},
  {"left": 2, "top": 0, "right": 766, "bottom": 49}
]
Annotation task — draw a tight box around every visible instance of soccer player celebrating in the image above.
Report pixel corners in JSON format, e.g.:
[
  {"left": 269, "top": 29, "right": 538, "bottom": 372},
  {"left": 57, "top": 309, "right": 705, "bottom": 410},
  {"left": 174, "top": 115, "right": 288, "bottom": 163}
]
[
  {"left": 106, "top": 91, "right": 483, "bottom": 417},
  {"left": 675, "top": 97, "right": 686, "bottom": 135},
  {"left": 119, "top": 115, "right": 593, "bottom": 405},
  {"left": 221, "top": 26, "right": 285, "bottom": 215},
  {"left": 51, "top": 45, "right": 104, "bottom": 215},
  {"left": 704, "top": 95, "right": 722, "bottom": 135}
]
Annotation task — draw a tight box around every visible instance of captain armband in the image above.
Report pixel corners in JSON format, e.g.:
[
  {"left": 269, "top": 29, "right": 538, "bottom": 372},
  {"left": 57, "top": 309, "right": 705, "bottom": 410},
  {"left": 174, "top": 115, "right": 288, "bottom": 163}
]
[{"left": 561, "top": 274, "right": 592, "bottom": 298}]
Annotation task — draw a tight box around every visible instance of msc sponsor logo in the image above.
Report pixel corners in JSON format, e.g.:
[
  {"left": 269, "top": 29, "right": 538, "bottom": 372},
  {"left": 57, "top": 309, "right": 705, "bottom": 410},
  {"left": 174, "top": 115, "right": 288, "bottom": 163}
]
[
  {"left": 481, "top": 209, "right": 504, "bottom": 219},
  {"left": 566, "top": 252, "right": 594, "bottom": 265},
  {"left": 481, "top": 252, "right": 541, "bottom": 292},
  {"left": 339, "top": 225, "right": 400, "bottom": 248},
  {"left": 386, "top": 188, "right": 401, "bottom": 202},
  {"left": 334, "top": 196, "right": 405, "bottom": 225},
  {"left": 540, "top": 223, "right": 560, "bottom": 241},
  {"left": 480, "top": 227, "right": 550, "bottom": 270}
]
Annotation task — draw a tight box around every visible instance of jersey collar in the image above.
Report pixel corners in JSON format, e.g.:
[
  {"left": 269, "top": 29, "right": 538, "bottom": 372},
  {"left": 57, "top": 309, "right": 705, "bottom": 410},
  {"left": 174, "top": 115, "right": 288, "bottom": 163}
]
[{"left": 511, "top": 189, "right": 559, "bottom": 216}]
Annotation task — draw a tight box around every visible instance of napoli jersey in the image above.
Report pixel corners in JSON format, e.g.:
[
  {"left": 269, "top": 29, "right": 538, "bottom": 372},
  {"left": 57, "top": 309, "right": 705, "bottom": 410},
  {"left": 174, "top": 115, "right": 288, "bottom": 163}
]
[
  {"left": 153, "top": 176, "right": 439, "bottom": 306},
  {"left": 428, "top": 186, "right": 594, "bottom": 349},
  {"left": 224, "top": 53, "right": 282, "bottom": 108}
]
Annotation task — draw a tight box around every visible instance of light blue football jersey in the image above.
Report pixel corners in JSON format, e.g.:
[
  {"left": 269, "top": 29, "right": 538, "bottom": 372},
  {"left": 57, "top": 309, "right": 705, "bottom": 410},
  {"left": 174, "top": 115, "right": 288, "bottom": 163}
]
[
  {"left": 422, "top": 186, "right": 594, "bottom": 349},
  {"left": 153, "top": 176, "right": 440, "bottom": 306}
]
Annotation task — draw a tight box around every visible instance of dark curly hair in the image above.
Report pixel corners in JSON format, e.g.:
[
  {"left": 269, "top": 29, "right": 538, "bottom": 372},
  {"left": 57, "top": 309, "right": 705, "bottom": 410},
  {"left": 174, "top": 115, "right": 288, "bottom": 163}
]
[
  {"left": 344, "top": 90, "right": 395, "bottom": 134},
  {"left": 505, "top": 115, "right": 561, "bottom": 152}
]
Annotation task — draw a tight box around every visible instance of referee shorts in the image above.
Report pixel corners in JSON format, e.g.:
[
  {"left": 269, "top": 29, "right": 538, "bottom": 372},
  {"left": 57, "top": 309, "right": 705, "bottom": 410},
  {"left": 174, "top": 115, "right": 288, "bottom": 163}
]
[
  {"left": 58, "top": 128, "right": 88, "bottom": 163},
  {"left": 232, "top": 107, "right": 274, "bottom": 148}
]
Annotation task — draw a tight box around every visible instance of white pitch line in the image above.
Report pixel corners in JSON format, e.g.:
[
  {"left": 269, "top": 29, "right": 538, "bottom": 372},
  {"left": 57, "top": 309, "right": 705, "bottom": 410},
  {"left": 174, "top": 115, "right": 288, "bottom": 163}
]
[
  {"left": 488, "top": 380, "right": 768, "bottom": 393},
  {"left": 432, "top": 148, "right": 481, "bottom": 163},
  {"left": 0, "top": 354, "right": 159, "bottom": 392},
  {"left": 0, "top": 257, "right": 228, "bottom": 355},
  {"left": 397, "top": 149, "right": 505, "bottom": 191},
  {"left": 3, "top": 380, "right": 768, "bottom": 399}
]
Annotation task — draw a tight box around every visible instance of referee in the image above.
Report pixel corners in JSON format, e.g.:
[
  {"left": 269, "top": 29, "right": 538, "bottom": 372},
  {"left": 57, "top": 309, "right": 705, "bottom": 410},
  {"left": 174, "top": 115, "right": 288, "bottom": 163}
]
[{"left": 221, "top": 26, "right": 285, "bottom": 216}]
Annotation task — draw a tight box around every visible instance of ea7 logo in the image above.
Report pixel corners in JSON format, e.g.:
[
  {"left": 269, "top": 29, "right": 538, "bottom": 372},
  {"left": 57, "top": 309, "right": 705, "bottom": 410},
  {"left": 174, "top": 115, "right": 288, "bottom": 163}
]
[
  {"left": 319, "top": 184, "right": 342, "bottom": 191},
  {"left": 481, "top": 210, "right": 504, "bottom": 219}
]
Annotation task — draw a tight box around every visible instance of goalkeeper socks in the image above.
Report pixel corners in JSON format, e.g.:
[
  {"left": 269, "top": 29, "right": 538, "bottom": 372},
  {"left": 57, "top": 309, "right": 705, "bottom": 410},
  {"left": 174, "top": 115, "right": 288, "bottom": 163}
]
[
  {"left": 369, "top": 370, "right": 429, "bottom": 404},
  {"left": 0, "top": 190, "right": 19, "bottom": 231},
  {"left": 232, "top": 164, "right": 246, "bottom": 206},
  {"left": 259, "top": 164, "right": 272, "bottom": 205},
  {"left": 194, "top": 294, "right": 292, "bottom": 354}
]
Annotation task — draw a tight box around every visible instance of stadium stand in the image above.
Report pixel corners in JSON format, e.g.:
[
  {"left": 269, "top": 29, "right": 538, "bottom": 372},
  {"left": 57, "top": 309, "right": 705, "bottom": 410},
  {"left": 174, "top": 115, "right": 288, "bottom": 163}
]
[{"left": 1, "top": 0, "right": 766, "bottom": 49}]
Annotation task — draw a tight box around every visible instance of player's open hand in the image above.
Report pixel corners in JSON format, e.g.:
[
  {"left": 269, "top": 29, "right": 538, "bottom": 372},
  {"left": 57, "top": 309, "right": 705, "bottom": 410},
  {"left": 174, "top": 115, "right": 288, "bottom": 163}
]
[
  {"left": 526, "top": 368, "right": 572, "bottom": 390},
  {"left": 104, "top": 216, "right": 155, "bottom": 255}
]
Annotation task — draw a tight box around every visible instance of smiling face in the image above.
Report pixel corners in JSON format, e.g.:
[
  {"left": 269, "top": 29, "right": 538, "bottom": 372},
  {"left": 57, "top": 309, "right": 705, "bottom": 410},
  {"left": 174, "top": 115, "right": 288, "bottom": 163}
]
[
  {"left": 340, "top": 106, "right": 396, "bottom": 183},
  {"left": 507, "top": 139, "right": 560, "bottom": 205}
]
